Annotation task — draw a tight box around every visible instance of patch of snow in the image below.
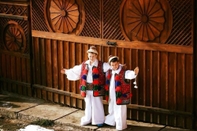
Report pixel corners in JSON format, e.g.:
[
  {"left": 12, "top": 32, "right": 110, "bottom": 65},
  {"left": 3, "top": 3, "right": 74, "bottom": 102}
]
[{"left": 18, "top": 125, "right": 54, "bottom": 131}]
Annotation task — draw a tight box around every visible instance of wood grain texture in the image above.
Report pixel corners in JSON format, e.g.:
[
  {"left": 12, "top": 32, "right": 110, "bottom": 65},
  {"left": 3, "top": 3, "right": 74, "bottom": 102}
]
[{"left": 32, "top": 30, "right": 192, "bottom": 54}]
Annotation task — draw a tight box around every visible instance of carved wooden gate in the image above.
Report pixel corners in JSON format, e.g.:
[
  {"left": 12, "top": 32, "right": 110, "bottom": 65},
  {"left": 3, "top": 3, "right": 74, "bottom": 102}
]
[
  {"left": 0, "top": 1, "right": 32, "bottom": 96},
  {"left": 0, "top": 0, "right": 195, "bottom": 129}
]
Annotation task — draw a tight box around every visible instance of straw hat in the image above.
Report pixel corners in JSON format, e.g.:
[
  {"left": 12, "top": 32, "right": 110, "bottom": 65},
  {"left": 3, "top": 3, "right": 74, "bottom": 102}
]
[
  {"left": 87, "top": 46, "right": 98, "bottom": 55},
  {"left": 108, "top": 55, "right": 119, "bottom": 63}
]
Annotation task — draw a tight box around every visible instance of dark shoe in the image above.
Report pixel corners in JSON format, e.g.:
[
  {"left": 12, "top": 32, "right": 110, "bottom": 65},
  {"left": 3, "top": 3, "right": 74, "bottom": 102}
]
[{"left": 97, "top": 123, "right": 104, "bottom": 127}]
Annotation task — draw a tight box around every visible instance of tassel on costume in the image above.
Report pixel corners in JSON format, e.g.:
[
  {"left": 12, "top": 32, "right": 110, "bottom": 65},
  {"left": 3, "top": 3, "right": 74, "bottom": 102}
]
[{"left": 134, "top": 77, "right": 138, "bottom": 88}]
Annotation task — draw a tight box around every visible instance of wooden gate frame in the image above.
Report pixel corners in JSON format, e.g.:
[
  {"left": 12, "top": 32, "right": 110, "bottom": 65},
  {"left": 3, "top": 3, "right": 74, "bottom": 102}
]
[
  {"left": 193, "top": 0, "right": 197, "bottom": 129},
  {"left": 0, "top": 0, "right": 197, "bottom": 129}
]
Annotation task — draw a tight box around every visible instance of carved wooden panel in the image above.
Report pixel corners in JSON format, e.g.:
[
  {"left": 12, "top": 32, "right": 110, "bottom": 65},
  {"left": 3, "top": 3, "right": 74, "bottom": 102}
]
[
  {"left": 3, "top": 20, "right": 26, "bottom": 53},
  {"left": 165, "top": 0, "right": 192, "bottom": 46},
  {"left": 0, "top": 1, "right": 31, "bottom": 96},
  {"left": 102, "top": 0, "right": 125, "bottom": 40},
  {"left": 32, "top": 0, "right": 192, "bottom": 46},
  {"left": 0, "top": 18, "right": 29, "bottom": 53},
  {"left": 0, "top": 2, "right": 29, "bottom": 53},
  {"left": 120, "top": 0, "right": 173, "bottom": 43},
  {"left": 44, "top": 0, "right": 85, "bottom": 34},
  {"left": 79, "top": 0, "right": 100, "bottom": 38},
  {"left": 0, "top": 2, "right": 28, "bottom": 16},
  {"left": 32, "top": 0, "right": 49, "bottom": 31}
]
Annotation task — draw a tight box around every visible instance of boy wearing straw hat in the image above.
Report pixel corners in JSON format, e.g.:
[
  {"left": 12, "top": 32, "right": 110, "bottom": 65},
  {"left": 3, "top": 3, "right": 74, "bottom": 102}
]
[
  {"left": 104, "top": 55, "right": 139, "bottom": 130},
  {"left": 61, "top": 46, "right": 110, "bottom": 127}
]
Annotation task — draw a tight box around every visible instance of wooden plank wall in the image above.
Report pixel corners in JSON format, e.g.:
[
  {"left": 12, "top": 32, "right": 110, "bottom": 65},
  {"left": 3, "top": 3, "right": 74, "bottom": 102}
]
[
  {"left": 0, "top": 1, "right": 31, "bottom": 96},
  {"left": 32, "top": 30, "right": 193, "bottom": 129},
  {"left": 0, "top": 51, "right": 31, "bottom": 96}
]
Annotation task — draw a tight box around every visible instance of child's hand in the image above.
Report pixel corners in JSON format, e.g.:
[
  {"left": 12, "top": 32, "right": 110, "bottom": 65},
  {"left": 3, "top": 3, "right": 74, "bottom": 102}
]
[
  {"left": 134, "top": 67, "right": 139, "bottom": 75},
  {"left": 61, "top": 69, "right": 66, "bottom": 74}
]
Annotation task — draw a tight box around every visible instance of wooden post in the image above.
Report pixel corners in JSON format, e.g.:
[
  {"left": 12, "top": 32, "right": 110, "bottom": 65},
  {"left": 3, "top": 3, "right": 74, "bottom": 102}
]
[{"left": 193, "top": 0, "right": 197, "bottom": 129}]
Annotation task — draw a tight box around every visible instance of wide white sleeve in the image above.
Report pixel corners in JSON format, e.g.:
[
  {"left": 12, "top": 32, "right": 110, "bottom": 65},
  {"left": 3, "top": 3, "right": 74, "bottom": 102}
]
[
  {"left": 125, "top": 70, "right": 137, "bottom": 80},
  {"left": 65, "top": 64, "right": 82, "bottom": 81},
  {"left": 103, "top": 62, "right": 111, "bottom": 72}
]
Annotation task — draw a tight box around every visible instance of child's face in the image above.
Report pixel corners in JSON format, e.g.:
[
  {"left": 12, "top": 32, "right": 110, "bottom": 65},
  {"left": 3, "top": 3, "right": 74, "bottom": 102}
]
[
  {"left": 88, "top": 53, "right": 97, "bottom": 62},
  {"left": 110, "top": 61, "right": 119, "bottom": 70}
]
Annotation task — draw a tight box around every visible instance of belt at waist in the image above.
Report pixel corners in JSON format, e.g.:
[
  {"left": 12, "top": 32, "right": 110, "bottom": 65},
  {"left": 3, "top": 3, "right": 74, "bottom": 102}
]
[{"left": 86, "top": 83, "right": 93, "bottom": 90}]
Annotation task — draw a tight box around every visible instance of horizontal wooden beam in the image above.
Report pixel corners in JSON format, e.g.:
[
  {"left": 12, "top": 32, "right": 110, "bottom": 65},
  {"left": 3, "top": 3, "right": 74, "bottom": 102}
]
[
  {"left": 0, "top": 13, "right": 28, "bottom": 20},
  {"left": 32, "top": 84, "right": 192, "bottom": 117},
  {"left": 127, "top": 104, "right": 192, "bottom": 117},
  {"left": 32, "top": 30, "right": 193, "bottom": 54},
  {"left": 0, "top": 50, "right": 30, "bottom": 59},
  {"left": 0, "top": 78, "right": 30, "bottom": 87},
  {"left": 33, "top": 84, "right": 83, "bottom": 100},
  {"left": 0, "top": 2, "right": 29, "bottom": 6}
]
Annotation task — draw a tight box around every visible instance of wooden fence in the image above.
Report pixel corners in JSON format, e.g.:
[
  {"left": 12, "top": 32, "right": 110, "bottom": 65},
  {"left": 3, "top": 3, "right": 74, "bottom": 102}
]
[
  {"left": 0, "top": 0, "right": 195, "bottom": 129},
  {"left": 30, "top": 30, "right": 193, "bottom": 129}
]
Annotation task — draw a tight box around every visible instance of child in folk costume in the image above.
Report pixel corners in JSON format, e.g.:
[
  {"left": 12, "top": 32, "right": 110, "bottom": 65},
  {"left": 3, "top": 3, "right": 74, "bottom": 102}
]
[
  {"left": 104, "top": 55, "right": 139, "bottom": 130},
  {"left": 61, "top": 46, "right": 110, "bottom": 127}
]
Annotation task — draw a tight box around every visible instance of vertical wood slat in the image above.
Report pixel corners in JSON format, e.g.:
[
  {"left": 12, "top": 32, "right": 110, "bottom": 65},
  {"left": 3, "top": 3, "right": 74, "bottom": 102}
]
[
  {"left": 143, "top": 50, "right": 146, "bottom": 121},
  {"left": 2, "top": 54, "right": 7, "bottom": 91},
  {"left": 131, "top": 49, "right": 139, "bottom": 120},
  {"left": 160, "top": 52, "right": 168, "bottom": 125},
  {"left": 174, "top": 53, "right": 177, "bottom": 126},
  {"left": 0, "top": 54, "right": 5, "bottom": 79},
  {"left": 58, "top": 41, "right": 65, "bottom": 104},
  {"left": 176, "top": 54, "right": 186, "bottom": 128},
  {"left": 52, "top": 40, "right": 59, "bottom": 103},
  {"left": 46, "top": 39, "right": 53, "bottom": 101},
  {"left": 40, "top": 38, "right": 47, "bottom": 99},
  {"left": 126, "top": 48, "right": 132, "bottom": 119},
  {"left": 185, "top": 54, "right": 193, "bottom": 128},
  {"left": 76, "top": 43, "right": 82, "bottom": 108},
  {"left": 149, "top": 51, "right": 153, "bottom": 122},
  {"left": 144, "top": 51, "right": 151, "bottom": 122},
  {"left": 70, "top": 42, "right": 76, "bottom": 107},
  {"left": 16, "top": 57, "right": 22, "bottom": 94},
  {"left": 64, "top": 41, "right": 70, "bottom": 106},
  {"left": 168, "top": 53, "right": 177, "bottom": 126},
  {"left": 33, "top": 37, "right": 41, "bottom": 98},
  {"left": 6, "top": 55, "right": 11, "bottom": 91},
  {"left": 10, "top": 56, "right": 16, "bottom": 92},
  {"left": 105, "top": 46, "right": 110, "bottom": 62},
  {"left": 97, "top": 45, "right": 102, "bottom": 61},
  {"left": 157, "top": 52, "right": 161, "bottom": 123},
  {"left": 138, "top": 50, "right": 144, "bottom": 121},
  {"left": 27, "top": 54, "right": 31, "bottom": 96},
  {"left": 152, "top": 51, "right": 159, "bottom": 123},
  {"left": 21, "top": 58, "right": 27, "bottom": 95}
]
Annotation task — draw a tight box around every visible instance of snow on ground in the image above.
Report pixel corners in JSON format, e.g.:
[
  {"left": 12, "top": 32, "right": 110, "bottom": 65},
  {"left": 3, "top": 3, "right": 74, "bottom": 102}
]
[{"left": 18, "top": 125, "right": 54, "bottom": 131}]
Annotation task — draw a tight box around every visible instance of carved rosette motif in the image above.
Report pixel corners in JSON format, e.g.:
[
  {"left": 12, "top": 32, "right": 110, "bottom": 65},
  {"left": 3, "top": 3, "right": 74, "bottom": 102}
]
[
  {"left": 120, "top": 0, "right": 172, "bottom": 43},
  {"left": 3, "top": 21, "right": 26, "bottom": 53},
  {"left": 44, "top": 0, "right": 85, "bottom": 34}
]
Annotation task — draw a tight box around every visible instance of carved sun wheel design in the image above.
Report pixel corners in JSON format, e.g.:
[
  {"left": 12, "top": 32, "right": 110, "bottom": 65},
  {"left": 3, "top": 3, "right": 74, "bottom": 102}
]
[
  {"left": 44, "top": 0, "right": 85, "bottom": 34},
  {"left": 3, "top": 21, "right": 26, "bottom": 52},
  {"left": 120, "top": 0, "right": 172, "bottom": 43}
]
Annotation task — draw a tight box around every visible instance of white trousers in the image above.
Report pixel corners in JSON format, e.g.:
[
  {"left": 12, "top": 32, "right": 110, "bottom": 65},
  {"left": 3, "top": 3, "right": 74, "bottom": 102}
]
[
  {"left": 80, "top": 90, "right": 105, "bottom": 125},
  {"left": 104, "top": 74, "right": 127, "bottom": 131},
  {"left": 104, "top": 98, "right": 127, "bottom": 130}
]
